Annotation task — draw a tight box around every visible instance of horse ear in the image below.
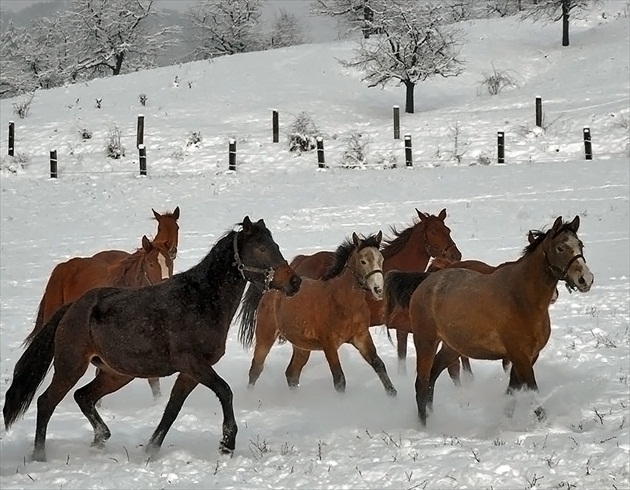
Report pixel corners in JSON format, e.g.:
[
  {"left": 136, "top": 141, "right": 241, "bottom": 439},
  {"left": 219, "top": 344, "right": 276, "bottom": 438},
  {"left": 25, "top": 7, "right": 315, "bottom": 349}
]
[
  {"left": 437, "top": 208, "right": 447, "bottom": 221},
  {"left": 416, "top": 209, "right": 427, "bottom": 221},
  {"left": 528, "top": 231, "right": 536, "bottom": 244},
  {"left": 142, "top": 235, "right": 152, "bottom": 251},
  {"left": 242, "top": 216, "right": 253, "bottom": 233},
  {"left": 257, "top": 218, "right": 266, "bottom": 228},
  {"left": 376, "top": 230, "right": 383, "bottom": 245},
  {"left": 568, "top": 215, "right": 580, "bottom": 232},
  {"left": 551, "top": 216, "right": 563, "bottom": 234},
  {"left": 173, "top": 206, "right": 180, "bottom": 220},
  {"left": 152, "top": 209, "right": 160, "bottom": 220},
  {"left": 352, "top": 232, "right": 361, "bottom": 248}
]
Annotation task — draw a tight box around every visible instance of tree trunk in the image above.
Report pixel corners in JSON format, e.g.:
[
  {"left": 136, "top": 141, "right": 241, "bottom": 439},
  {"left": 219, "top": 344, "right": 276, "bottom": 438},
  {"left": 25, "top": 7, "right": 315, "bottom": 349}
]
[
  {"left": 113, "top": 53, "right": 125, "bottom": 75},
  {"left": 404, "top": 80, "right": 415, "bottom": 114},
  {"left": 562, "top": 0, "right": 570, "bottom": 47}
]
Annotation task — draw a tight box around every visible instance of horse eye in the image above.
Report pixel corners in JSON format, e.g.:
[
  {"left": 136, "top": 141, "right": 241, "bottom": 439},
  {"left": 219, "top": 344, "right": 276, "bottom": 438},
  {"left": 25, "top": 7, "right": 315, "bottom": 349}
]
[
  {"left": 556, "top": 246, "right": 564, "bottom": 252},
  {"left": 258, "top": 246, "right": 267, "bottom": 253}
]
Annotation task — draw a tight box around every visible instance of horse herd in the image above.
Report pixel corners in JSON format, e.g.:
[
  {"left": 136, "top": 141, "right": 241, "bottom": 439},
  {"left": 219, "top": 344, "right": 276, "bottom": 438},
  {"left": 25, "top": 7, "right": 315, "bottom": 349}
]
[{"left": 2, "top": 207, "right": 594, "bottom": 462}]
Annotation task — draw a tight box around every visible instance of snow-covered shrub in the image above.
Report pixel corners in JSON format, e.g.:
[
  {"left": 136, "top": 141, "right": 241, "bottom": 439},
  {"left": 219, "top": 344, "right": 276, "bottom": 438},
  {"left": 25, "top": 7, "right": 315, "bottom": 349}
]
[{"left": 287, "top": 111, "right": 319, "bottom": 152}]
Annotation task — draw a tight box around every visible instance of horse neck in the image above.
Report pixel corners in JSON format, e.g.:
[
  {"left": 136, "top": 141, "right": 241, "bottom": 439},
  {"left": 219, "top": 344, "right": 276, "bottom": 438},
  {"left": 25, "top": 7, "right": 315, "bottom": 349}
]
[
  {"left": 188, "top": 233, "right": 247, "bottom": 312},
  {"left": 333, "top": 262, "right": 369, "bottom": 296},
  {"left": 109, "top": 250, "right": 148, "bottom": 287},
  {"left": 383, "top": 225, "right": 430, "bottom": 273},
  {"left": 503, "top": 244, "right": 559, "bottom": 304}
]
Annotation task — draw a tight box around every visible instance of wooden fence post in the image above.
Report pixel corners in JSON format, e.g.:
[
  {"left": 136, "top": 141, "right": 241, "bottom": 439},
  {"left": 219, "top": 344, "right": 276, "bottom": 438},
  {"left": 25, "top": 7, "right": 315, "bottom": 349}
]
[
  {"left": 139, "top": 144, "right": 147, "bottom": 175},
  {"left": 49, "top": 149, "right": 58, "bottom": 178},
  {"left": 497, "top": 131, "right": 505, "bottom": 164},
  {"left": 404, "top": 134, "right": 412, "bottom": 167},
  {"left": 393, "top": 106, "right": 400, "bottom": 140},
  {"left": 229, "top": 139, "right": 236, "bottom": 171},
  {"left": 316, "top": 137, "right": 326, "bottom": 169},
  {"left": 8, "top": 121, "right": 14, "bottom": 156},
  {"left": 137, "top": 114, "right": 144, "bottom": 148},
  {"left": 535, "top": 96, "right": 543, "bottom": 128},
  {"left": 583, "top": 127, "right": 593, "bottom": 160},
  {"left": 272, "top": 109, "right": 279, "bottom": 143}
]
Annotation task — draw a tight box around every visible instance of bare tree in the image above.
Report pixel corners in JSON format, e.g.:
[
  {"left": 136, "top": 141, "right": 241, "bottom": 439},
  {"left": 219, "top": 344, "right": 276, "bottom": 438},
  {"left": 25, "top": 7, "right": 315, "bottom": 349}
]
[
  {"left": 64, "top": 0, "right": 180, "bottom": 77},
  {"left": 340, "top": 1, "right": 465, "bottom": 114},
  {"left": 311, "top": 0, "right": 381, "bottom": 38},
  {"left": 268, "top": 8, "right": 308, "bottom": 49},
  {"left": 521, "top": 0, "right": 594, "bottom": 46},
  {"left": 187, "top": 0, "right": 264, "bottom": 60}
]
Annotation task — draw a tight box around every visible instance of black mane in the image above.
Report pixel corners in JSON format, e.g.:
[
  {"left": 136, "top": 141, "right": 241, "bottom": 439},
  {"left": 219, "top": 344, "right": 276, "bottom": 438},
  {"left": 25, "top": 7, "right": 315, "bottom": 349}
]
[
  {"left": 523, "top": 219, "right": 577, "bottom": 256},
  {"left": 381, "top": 221, "right": 417, "bottom": 260}
]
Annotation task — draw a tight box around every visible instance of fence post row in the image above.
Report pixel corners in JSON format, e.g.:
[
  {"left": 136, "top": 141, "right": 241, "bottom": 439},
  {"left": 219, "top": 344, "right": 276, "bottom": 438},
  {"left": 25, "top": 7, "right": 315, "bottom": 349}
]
[
  {"left": 229, "top": 139, "right": 237, "bottom": 171},
  {"left": 497, "top": 131, "right": 505, "bottom": 164},
  {"left": 139, "top": 144, "right": 147, "bottom": 176},
  {"left": 272, "top": 109, "right": 279, "bottom": 143},
  {"left": 583, "top": 127, "right": 593, "bottom": 160},
  {"left": 535, "top": 96, "right": 543, "bottom": 128},
  {"left": 404, "top": 134, "right": 412, "bottom": 167},
  {"left": 8, "top": 121, "right": 15, "bottom": 156},
  {"left": 393, "top": 106, "right": 400, "bottom": 140},
  {"left": 49, "top": 149, "right": 58, "bottom": 178}
]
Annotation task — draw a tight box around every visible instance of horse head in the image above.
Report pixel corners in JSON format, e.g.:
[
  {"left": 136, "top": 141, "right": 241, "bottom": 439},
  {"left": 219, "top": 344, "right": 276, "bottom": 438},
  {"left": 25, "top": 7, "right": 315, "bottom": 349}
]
[
  {"left": 416, "top": 208, "right": 462, "bottom": 263},
  {"left": 350, "top": 231, "right": 384, "bottom": 300}
]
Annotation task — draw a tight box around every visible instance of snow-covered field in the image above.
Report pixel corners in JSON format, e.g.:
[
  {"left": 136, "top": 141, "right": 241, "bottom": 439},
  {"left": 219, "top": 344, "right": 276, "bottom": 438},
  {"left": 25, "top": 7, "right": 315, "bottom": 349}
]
[{"left": 1, "top": 4, "right": 628, "bottom": 489}]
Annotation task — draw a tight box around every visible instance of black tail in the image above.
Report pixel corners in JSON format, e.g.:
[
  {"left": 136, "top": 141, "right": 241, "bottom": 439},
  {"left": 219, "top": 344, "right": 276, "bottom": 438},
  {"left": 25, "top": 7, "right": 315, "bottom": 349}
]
[
  {"left": 22, "top": 295, "right": 46, "bottom": 349},
  {"left": 237, "top": 283, "right": 265, "bottom": 349},
  {"left": 383, "top": 271, "right": 430, "bottom": 323},
  {"left": 3, "top": 303, "right": 70, "bottom": 430}
]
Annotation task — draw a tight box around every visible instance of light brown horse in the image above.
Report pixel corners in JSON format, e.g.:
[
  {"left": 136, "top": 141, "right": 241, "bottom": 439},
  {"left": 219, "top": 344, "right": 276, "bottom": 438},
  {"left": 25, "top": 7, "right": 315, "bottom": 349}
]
[
  {"left": 24, "top": 236, "right": 173, "bottom": 399},
  {"left": 291, "top": 208, "right": 461, "bottom": 374},
  {"left": 408, "top": 216, "right": 593, "bottom": 426},
  {"left": 92, "top": 207, "right": 180, "bottom": 263},
  {"left": 238, "top": 232, "right": 397, "bottom": 396}
]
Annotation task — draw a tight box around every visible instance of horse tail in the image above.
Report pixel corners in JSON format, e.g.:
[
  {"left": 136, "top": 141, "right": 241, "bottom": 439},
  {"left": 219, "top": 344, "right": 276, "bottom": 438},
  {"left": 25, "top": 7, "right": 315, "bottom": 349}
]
[
  {"left": 22, "top": 295, "right": 47, "bottom": 349},
  {"left": 383, "top": 271, "right": 430, "bottom": 322},
  {"left": 3, "top": 303, "right": 70, "bottom": 430},
  {"left": 237, "top": 283, "right": 265, "bottom": 349}
]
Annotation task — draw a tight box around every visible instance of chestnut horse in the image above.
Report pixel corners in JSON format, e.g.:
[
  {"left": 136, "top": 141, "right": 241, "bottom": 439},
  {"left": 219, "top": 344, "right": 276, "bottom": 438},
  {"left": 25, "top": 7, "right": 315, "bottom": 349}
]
[
  {"left": 407, "top": 216, "right": 593, "bottom": 426},
  {"left": 92, "top": 207, "right": 180, "bottom": 263},
  {"left": 3, "top": 217, "right": 302, "bottom": 461},
  {"left": 23, "top": 236, "right": 173, "bottom": 400},
  {"left": 238, "top": 232, "right": 397, "bottom": 396},
  {"left": 291, "top": 208, "right": 461, "bottom": 374}
]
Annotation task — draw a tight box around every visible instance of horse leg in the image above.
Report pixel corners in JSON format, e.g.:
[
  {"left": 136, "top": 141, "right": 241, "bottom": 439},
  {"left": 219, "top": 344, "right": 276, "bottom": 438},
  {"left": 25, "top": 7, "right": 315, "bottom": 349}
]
[
  {"left": 322, "top": 344, "right": 346, "bottom": 393},
  {"left": 461, "top": 357, "right": 474, "bottom": 380},
  {"left": 148, "top": 378, "right": 162, "bottom": 400},
  {"left": 350, "top": 331, "right": 397, "bottom": 397},
  {"left": 34, "top": 362, "right": 90, "bottom": 461},
  {"left": 411, "top": 315, "right": 439, "bottom": 427},
  {"left": 285, "top": 346, "right": 311, "bottom": 389},
  {"left": 74, "top": 369, "right": 134, "bottom": 448},
  {"left": 505, "top": 352, "right": 545, "bottom": 421},
  {"left": 147, "top": 373, "right": 198, "bottom": 457},
  {"left": 197, "top": 368, "right": 238, "bottom": 455},
  {"left": 396, "top": 330, "right": 408, "bottom": 375},
  {"left": 429, "top": 344, "right": 462, "bottom": 410},
  {"left": 247, "top": 331, "right": 278, "bottom": 388}
]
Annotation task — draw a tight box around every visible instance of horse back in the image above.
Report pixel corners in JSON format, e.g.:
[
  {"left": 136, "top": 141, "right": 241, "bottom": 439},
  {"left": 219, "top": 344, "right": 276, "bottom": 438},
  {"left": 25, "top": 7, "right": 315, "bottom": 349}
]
[
  {"left": 290, "top": 251, "right": 335, "bottom": 279},
  {"left": 91, "top": 249, "right": 129, "bottom": 265}
]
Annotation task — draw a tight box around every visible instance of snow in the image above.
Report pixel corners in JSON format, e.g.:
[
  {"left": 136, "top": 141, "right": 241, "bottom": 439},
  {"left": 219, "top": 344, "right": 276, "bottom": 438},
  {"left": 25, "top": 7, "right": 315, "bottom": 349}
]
[{"left": 1, "top": 4, "right": 629, "bottom": 489}]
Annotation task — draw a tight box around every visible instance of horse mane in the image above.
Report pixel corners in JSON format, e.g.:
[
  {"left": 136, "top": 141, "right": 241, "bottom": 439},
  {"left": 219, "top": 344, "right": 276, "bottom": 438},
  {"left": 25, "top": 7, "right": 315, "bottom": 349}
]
[
  {"left": 381, "top": 221, "right": 417, "bottom": 260},
  {"left": 322, "top": 232, "right": 382, "bottom": 280},
  {"left": 109, "top": 247, "right": 148, "bottom": 286},
  {"left": 523, "top": 220, "right": 576, "bottom": 256}
]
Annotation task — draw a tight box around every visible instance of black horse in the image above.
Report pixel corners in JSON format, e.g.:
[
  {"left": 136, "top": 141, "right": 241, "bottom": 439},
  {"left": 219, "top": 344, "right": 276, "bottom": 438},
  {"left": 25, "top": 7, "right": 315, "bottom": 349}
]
[{"left": 3, "top": 217, "right": 301, "bottom": 462}]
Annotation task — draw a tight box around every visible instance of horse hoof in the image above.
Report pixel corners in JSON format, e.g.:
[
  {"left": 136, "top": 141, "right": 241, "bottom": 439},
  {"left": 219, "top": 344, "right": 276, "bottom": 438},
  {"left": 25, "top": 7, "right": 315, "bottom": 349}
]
[
  {"left": 386, "top": 387, "right": 398, "bottom": 397},
  {"left": 219, "top": 442, "right": 234, "bottom": 457}
]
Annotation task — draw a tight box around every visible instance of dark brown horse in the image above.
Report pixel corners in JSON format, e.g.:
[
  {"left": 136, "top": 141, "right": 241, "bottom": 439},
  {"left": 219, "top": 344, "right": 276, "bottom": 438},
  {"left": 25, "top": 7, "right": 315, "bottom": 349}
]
[
  {"left": 24, "top": 236, "right": 174, "bottom": 400},
  {"left": 92, "top": 206, "right": 180, "bottom": 263},
  {"left": 238, "top": 232, "right": 396, "bottom": 396},
  {"left": 407, "top": 216, "right": 593, "bottom": 426},
  {"left": 291, "top": 208, "right": 461, "bottom": 374},
  {"left": 3, "top": 217, "right": 302, "bottom": 461}
]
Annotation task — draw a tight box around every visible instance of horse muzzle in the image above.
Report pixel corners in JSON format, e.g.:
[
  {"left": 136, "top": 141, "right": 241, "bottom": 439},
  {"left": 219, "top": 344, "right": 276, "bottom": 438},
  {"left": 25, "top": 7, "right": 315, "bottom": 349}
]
[{"left": 270, "top": 264, "right": 302, "bottom": 296}]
